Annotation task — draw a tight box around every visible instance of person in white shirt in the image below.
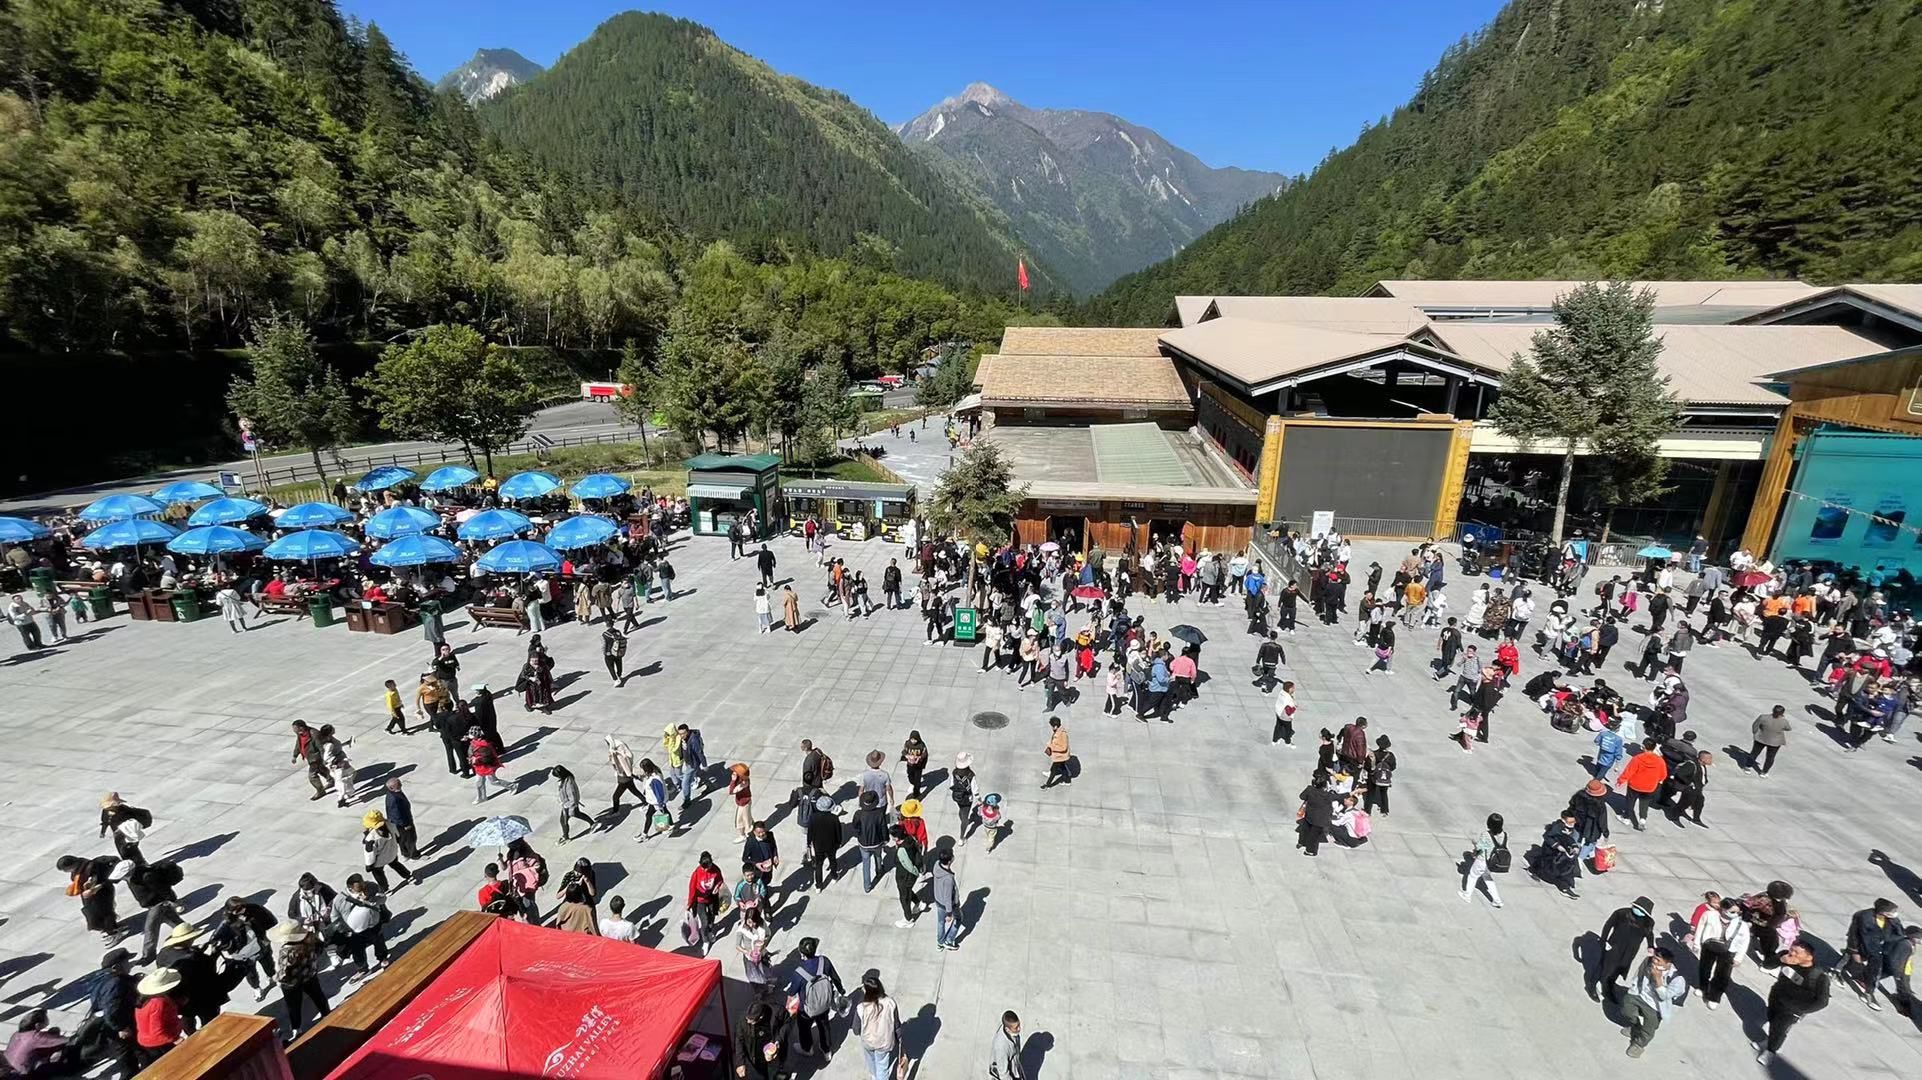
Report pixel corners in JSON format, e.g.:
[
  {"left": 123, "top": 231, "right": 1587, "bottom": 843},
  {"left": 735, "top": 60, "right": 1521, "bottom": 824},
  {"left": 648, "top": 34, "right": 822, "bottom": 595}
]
[
  {"left": 598, "top": 895, "right": 638, "bottom": 942},
  {"left": 1687, "top": 893, "right": 1750, "bottom": 1010},
  {"left": 1273, "top": 681, "right": 1298, "bottom": 746}
]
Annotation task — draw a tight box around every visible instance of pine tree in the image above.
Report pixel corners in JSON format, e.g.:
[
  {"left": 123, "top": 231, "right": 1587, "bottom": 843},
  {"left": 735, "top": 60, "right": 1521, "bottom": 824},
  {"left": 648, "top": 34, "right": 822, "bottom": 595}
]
[
  {"left": 927, "top": 442, "right": 1028, "bottom": 547},
  {"left": 1488, "top": 282, "right": 1682, "bottom": 545}
]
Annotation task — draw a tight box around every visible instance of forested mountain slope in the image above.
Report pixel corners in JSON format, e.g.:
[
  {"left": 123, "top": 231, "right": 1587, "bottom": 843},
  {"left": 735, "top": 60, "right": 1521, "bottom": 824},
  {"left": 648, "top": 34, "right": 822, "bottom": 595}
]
[
  {"left": 1092, "top": 0, "right": 1922, "bottom": 324},
  {"left": 479, "top": 12, "right": 1052, "bottom": 297}
]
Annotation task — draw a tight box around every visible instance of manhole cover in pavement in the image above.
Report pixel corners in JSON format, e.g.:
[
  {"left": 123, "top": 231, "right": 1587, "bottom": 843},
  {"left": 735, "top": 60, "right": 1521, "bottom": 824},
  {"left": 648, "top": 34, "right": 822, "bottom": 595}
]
[{"left": 971, "top": 711, "right": 1010, "bottom": 730}]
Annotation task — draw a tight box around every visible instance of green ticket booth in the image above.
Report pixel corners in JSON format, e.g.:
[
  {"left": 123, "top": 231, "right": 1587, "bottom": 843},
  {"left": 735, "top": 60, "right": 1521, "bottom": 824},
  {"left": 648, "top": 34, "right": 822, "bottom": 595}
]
[{"left": 685, "top": 453, "right": 781, "bottom": 540}]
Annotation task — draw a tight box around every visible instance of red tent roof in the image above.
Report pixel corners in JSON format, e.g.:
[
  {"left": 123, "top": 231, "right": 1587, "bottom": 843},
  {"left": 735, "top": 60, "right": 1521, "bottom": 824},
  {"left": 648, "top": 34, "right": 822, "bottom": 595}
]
[{"left": 324, "top": 918, "right": 722, "bottom": 1080}]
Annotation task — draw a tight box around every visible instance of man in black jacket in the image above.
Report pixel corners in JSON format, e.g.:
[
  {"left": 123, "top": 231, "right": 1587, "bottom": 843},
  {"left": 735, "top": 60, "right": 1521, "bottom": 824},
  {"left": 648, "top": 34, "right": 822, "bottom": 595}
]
[
  {"left": 1757, "top": 941, "right": 1830, "bottom": 1062},
  {"left": 734, "top": 1000, "right": 793, "bottom": 1080},
  {"left": 851, "top": 792, "right": 891, "bottom": 893},
  {"left": 155, "top": 924, "right": 229, "bottom": 1033},
  {"left": 117, "top": 858, "right": 184, "bottom": 963},
  {"left": 82, "top": 948, "right": 139, "bottom": 1076},
  {"left": 881, "top": 557, "right": 902, "bottom": 609},
  {"left": 433, "top": 706, "right": 470, "bottom": 777},
  {"left": 1838, "top": 898, "right": 1905, "bottom": 1010},
  {"left": 803, "top": 795, "right": 843, "bottom": 891}
]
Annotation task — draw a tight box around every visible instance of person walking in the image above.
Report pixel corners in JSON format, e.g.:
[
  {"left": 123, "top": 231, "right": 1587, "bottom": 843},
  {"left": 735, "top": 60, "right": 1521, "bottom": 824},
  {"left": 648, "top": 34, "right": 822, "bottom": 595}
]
[
  {"left": 359, "top": 810, "right": 413, "bottom": 893},
  {"left": 930, "top": 847, "right": 962, "bottom": 950},
  {"left": 889, "top": 822, "right": 926, "bottom": 928},
  {"left": 853, "top": 972, "right": 903, "bottom": 1079},
  {"left": 727, "top": 763, "right": 754, "bottom": 843},
  {"left": 431, "top": 644, "right": 461, "bottom": 702},
  {"left": 1749, "top": 704, "right": 1791, "bottom": 776},
  {"left": 733, "top": 1000, "right": 793, "bottom": 1080},
  {"left": 753, "top": 585, "right": 773, "bottom": 634},
  {"left": 1042, "top": 718, "right": 1072, "bottom": 788},
  {"left": 382, "top": 778, "right": 419, "bottom": 861},
  {"left": 6, "top": 592, "right": 43, "bottom": 651},
  {"left": 1756, "top": 941, "right": 1830, "bottom": 1064},
  {"left": 785, "top": 937, "right": 846, "bottom": 1062},
  {"left": 468, "top": 728, "right": 509, "bottom": 802},
  {"left": 900, "top": 731, "right": 929, "bottom": 799},
  {"left": 804, "top": 793, "right": 843, "bottom": 890},
  {"left": 550, "top": 765, "right": 597, "bottom": 843},
  {"left": 290, "top": 720, "right": 335, "bottom": 801},
  {"left": 1688, "top": 894, "right": 1750, "bottom": 1010},
  {"left": 1620, "top": 948, "right": 1687, "bottom": 1058},
  {"left": 604, "top": 735, "right": 646, "bottom": 813},
  {"left": 1273, "top": 680, "right": 1298, "bottom": 746},
  {"left": 1839, "top": 898, "right": 1904, "bottom": 1011},
  {"left": 601, "top": 625, "right": 627, "bottom": 685},
  {"left": 1592, "top": 896, "right": 1656, "bottom": 1001},
  {"left": 1460, "top": 813, "right": 1505, "bottom": 907},
  {"left": 268, "top": 923, "right": 330, "bottom": 1041},
  {"left": 98, "top": 793, "right": 152, "bottom": 867},
  {"left": 782, "top": 583, "right": 801, "bottom": 632},
  {"left": 987, "top": 1011, "right": 1024, "bottom": 1080},
  {"left": 1615, "top": 740, "right": 1668, "bottom": 831},
  {"left": 950, "top": 752, "right": 978, "bottom": 844},
  {"left": 215, "top": 584, "right": 247, "bottom": 633},
  {"left": 685, "top": 852, "right": 726, "bottom": 952}
]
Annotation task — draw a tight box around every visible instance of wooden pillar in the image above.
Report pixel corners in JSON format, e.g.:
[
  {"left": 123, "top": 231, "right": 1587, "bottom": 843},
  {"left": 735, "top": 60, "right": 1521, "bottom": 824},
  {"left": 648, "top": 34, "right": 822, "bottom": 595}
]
[
  {"left": 1256, "top": 415, "right": 1285, "bottom": 524},
  {"left": 1697, "top": 459, "right": 1738, "bottom": 550},
  {"left": 1444, "top": 375, "right": 1461, "bottom": 417},
  {"left": 1739, "top": 408, "right": 1803, "bottom": 557},
  {"left": 1433, "top": 421, "right": 1475, "bottom": 539}
]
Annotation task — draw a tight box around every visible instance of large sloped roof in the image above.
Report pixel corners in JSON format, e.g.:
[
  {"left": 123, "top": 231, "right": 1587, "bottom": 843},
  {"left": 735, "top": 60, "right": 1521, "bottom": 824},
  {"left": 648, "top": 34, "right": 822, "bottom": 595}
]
[
  {"left": 1424, "top": 322, "right": 1889, "bottom": 407},
  {"left": 1158, "top": 317, "right": 1458, "bottom": 388},
  {"left": 979, "top": 353, "right": 1192, "bottom": 411},
  {"left": 998, "top": 325, "right": 1167, "bottom": 356},
  {"left": 1369, "top": 279, "right": 1822, "bottom": 311}
]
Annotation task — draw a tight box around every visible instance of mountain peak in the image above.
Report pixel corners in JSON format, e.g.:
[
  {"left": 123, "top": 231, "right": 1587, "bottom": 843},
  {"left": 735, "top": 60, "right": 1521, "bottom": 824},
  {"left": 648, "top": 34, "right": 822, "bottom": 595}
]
[
  {"left": 958, "top": 82, "right": 1015, "bottom": 109},
  {"left": 437, "top": 48, "right": 543, "bottom": 105}
]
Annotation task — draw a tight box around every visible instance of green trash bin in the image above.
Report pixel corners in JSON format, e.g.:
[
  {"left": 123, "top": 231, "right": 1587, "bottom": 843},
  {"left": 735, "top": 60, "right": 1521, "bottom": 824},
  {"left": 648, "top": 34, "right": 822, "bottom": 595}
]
[
  {"left": 28, "top": 567, "right": 55, "bottom": 596},
  {"left": 87, "top": 586, "right": 113, "bottom": 620},
  {"left": 953, "top": 606, "right": 978, "bottom": 643},
  {"left": 308, "top": 595, "right": 336, "bottom": 627},
  {"left": 170, "top": 591, "right": 203, "bottom": 622}
]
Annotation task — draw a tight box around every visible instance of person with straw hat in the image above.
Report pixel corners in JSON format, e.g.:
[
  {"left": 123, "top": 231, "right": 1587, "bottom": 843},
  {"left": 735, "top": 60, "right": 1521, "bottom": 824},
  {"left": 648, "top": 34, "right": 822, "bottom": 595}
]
[
  {"left": 132, "top": 967, "right": 184, "bottom": 1066},
  {"left": 269, "top": 922, "right": 331, "bottom": 1039},
  {"left": 154, "top": 923, "right": 228, "bottom": 1032},
  {"left": 97, "top": 792, "right": 153, "bottom": 867}
]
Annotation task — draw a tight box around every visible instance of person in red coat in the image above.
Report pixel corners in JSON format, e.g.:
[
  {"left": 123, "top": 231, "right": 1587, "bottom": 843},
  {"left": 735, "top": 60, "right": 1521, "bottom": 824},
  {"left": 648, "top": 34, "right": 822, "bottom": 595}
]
[{"left": 1616, "top": 739, "right": 1669, "bottom": 832}]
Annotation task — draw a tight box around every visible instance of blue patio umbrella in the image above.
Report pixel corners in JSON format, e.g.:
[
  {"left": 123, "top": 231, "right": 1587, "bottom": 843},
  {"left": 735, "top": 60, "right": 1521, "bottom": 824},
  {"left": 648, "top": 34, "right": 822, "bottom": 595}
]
[
  {"left": 263, "top": 529, "right": 362, "bottom": 561},
  {"left": 456, "top": 508, "right": 534, "bottom": 542},
  {"left": 569, "top": 473, "right": 631, "bottom": 500},
  {"left": 370, "top": 534, "right": 461, "bottom": 568},
  {"left": 1636, "top": 544, "right": 1673, "bottom": 559},
  {"left": 498, "top": 471, "right": 562, "bottom": 500},
  {"left": 545, "top": 514, "right": 617, "bottom": 550},
  {"left": 80, "top": 519, "right": 179, "bottom": 550},
  {"left": 152, "top": 481, "right": 224, "bottom": 503},
  {"left": 276, "top": 501, "right": 356, "bottom": 528},
  {"left": 419, "top": 464, "right": 482, "bottom": 492},
  {"left": 355, "top": 465, "right": 417, "bottom": 492},
  {"left": 78, "top": 493, "right": 165, "bottom": 523},
  {"left": 187, "top": 497, "right": 267, "bottom": 527},
  {"left": 168, "top": 525, "right": 267, "bottom": 556},
  {"left": 0, "top": 516, "right": 52, "bottom": 544},
  {"left": 365, "top": 506, "right": 440, "bottom": 539},
  {"left": 475, "top": 540, "right": 561, "bottom": 574}
]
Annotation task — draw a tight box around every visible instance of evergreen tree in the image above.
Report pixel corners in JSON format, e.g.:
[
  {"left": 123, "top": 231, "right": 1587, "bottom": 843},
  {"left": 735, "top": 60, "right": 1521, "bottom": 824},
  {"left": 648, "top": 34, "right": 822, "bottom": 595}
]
[
  {"left": 927, "top": 442, "right": 1027, "bottom": 547},
  {"left": 612, "top": 338, "right": 656, "bottom": 460},
  {"left": 1488, "top": 282, "right": 1682, "bottom": 545}
]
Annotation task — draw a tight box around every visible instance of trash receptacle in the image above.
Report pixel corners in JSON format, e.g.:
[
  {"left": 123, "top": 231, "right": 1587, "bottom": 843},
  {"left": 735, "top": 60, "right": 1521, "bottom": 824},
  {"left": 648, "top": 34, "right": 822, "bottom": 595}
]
[
  {"left": 87, "top": 586, "right": 113, "bottom": 620},
  {"left": 28, "top": 567, "right": 55, "bottom": 596},
  {"left": 953, "top": 606, "right": 978, "bottom": 643},
  {"left": 308, "top": 595, "right": 335, "bottom": 627},
  {"left": 170, "top": 591, "right": 203, "bottom": 622}
]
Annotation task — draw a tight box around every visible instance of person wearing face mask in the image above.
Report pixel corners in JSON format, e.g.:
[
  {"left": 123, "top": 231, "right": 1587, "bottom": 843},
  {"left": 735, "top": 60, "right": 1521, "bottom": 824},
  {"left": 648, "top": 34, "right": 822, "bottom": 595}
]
[{"left": 1590, "top": 895, "right": 1655, "bottom": 1002}]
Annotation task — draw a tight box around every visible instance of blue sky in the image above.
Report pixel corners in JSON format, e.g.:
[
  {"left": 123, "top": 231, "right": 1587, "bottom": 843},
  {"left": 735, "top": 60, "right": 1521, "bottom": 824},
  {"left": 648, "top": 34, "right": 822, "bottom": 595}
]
[{"left": 339, "top": 0, "right": 1510, "bottom": 175}]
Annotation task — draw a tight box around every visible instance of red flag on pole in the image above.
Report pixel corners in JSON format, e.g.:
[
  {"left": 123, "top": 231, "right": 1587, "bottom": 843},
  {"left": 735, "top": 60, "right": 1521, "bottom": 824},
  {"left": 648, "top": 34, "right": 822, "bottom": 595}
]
[{"left": 1017, "top": 257, "right": 1030, "bottom": 292}]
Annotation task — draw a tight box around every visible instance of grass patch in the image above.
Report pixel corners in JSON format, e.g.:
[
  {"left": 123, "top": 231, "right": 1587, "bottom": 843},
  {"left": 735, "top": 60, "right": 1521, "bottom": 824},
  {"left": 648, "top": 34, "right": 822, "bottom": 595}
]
[{"left": 784, "top": 455, "right": 897, "bottom": 484}]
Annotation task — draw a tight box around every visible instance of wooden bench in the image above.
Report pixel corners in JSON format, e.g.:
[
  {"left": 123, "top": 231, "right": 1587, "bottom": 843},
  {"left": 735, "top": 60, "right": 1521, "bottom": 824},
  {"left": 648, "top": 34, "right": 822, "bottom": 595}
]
[
  {"left": 257, "top": 595, "right": 307, "bottom": 616},
  {"left": 469, "top": 605, "right": 526, "bottom": 631}
]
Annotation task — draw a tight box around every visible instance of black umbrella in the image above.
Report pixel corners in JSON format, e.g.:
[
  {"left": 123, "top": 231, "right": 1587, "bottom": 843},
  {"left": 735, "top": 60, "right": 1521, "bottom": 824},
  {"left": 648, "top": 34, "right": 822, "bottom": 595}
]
[{"left": 1167, "top": 624, "right": 1208, "bottom": 645}]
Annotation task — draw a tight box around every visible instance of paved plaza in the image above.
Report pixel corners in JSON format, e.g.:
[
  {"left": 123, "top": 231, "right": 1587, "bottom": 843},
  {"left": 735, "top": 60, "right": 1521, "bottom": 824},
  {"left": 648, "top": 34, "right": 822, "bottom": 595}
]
[{"left": 3, "top": 532, "right": 1921, "bottom": 1079}]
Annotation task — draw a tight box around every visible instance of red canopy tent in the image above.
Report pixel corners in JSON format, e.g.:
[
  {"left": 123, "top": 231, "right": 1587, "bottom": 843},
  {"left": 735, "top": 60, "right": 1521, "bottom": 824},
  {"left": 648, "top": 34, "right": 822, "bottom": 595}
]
[{"left": 323, "top": 919, "right": 724, "bottom": 1080}]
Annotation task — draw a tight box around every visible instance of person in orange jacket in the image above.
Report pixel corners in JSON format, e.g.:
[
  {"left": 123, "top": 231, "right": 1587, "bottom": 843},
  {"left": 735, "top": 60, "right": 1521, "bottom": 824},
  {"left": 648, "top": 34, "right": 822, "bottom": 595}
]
[{"left": 1616, "top": 738, "right": 1669, "bottom": 832}]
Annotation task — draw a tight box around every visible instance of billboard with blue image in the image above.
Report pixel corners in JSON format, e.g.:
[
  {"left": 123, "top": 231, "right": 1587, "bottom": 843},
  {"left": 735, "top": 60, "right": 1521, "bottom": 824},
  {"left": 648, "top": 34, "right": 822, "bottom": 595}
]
[{"left": 1774, "top": 430, "right": 1922, "bottom": 571}]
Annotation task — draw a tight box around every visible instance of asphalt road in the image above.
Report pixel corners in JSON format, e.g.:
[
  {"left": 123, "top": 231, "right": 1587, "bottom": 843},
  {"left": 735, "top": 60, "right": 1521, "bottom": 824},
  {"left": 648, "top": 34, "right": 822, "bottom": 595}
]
[{"left": 0, "top": 400, "right": 639, "bottom": 516}]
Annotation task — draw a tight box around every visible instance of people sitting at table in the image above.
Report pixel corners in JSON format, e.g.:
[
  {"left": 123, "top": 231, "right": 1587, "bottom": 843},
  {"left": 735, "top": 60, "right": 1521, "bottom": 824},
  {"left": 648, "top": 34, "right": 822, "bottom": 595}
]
[{"left": 361, "top": 579, "right": 389, "bottom": 604}]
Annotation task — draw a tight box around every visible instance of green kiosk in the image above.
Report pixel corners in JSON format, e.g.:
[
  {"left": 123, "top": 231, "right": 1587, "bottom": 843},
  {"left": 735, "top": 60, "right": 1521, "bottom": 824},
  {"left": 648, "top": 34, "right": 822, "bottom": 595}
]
[{"left": 685, "top": 453, "right": 781, "bottom": 540}]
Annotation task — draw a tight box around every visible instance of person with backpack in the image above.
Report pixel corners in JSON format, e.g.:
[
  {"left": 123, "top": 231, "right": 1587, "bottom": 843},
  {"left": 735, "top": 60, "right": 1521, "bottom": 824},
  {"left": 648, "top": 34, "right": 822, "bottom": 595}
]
[
  {"left": 1362, "top": 736, "right": 1395, "bottom": 816},
  {"left": 601, "top": 625, "right": 627, "bottom": 685},
  {"left": 116, "top": 858, "right": 185, "bottom": 963},
  {"left": 1460, "top": 813, "right": 1507, "bottom": 907},
  {"left": 504, "top": 838, "right": 547, "bottom": 924},
  {"left": 657, "top": 557, "right": 677, "bottom": 600},
  {"left": 784, "top": 937, "right": 846, "bottom": 1061}
]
